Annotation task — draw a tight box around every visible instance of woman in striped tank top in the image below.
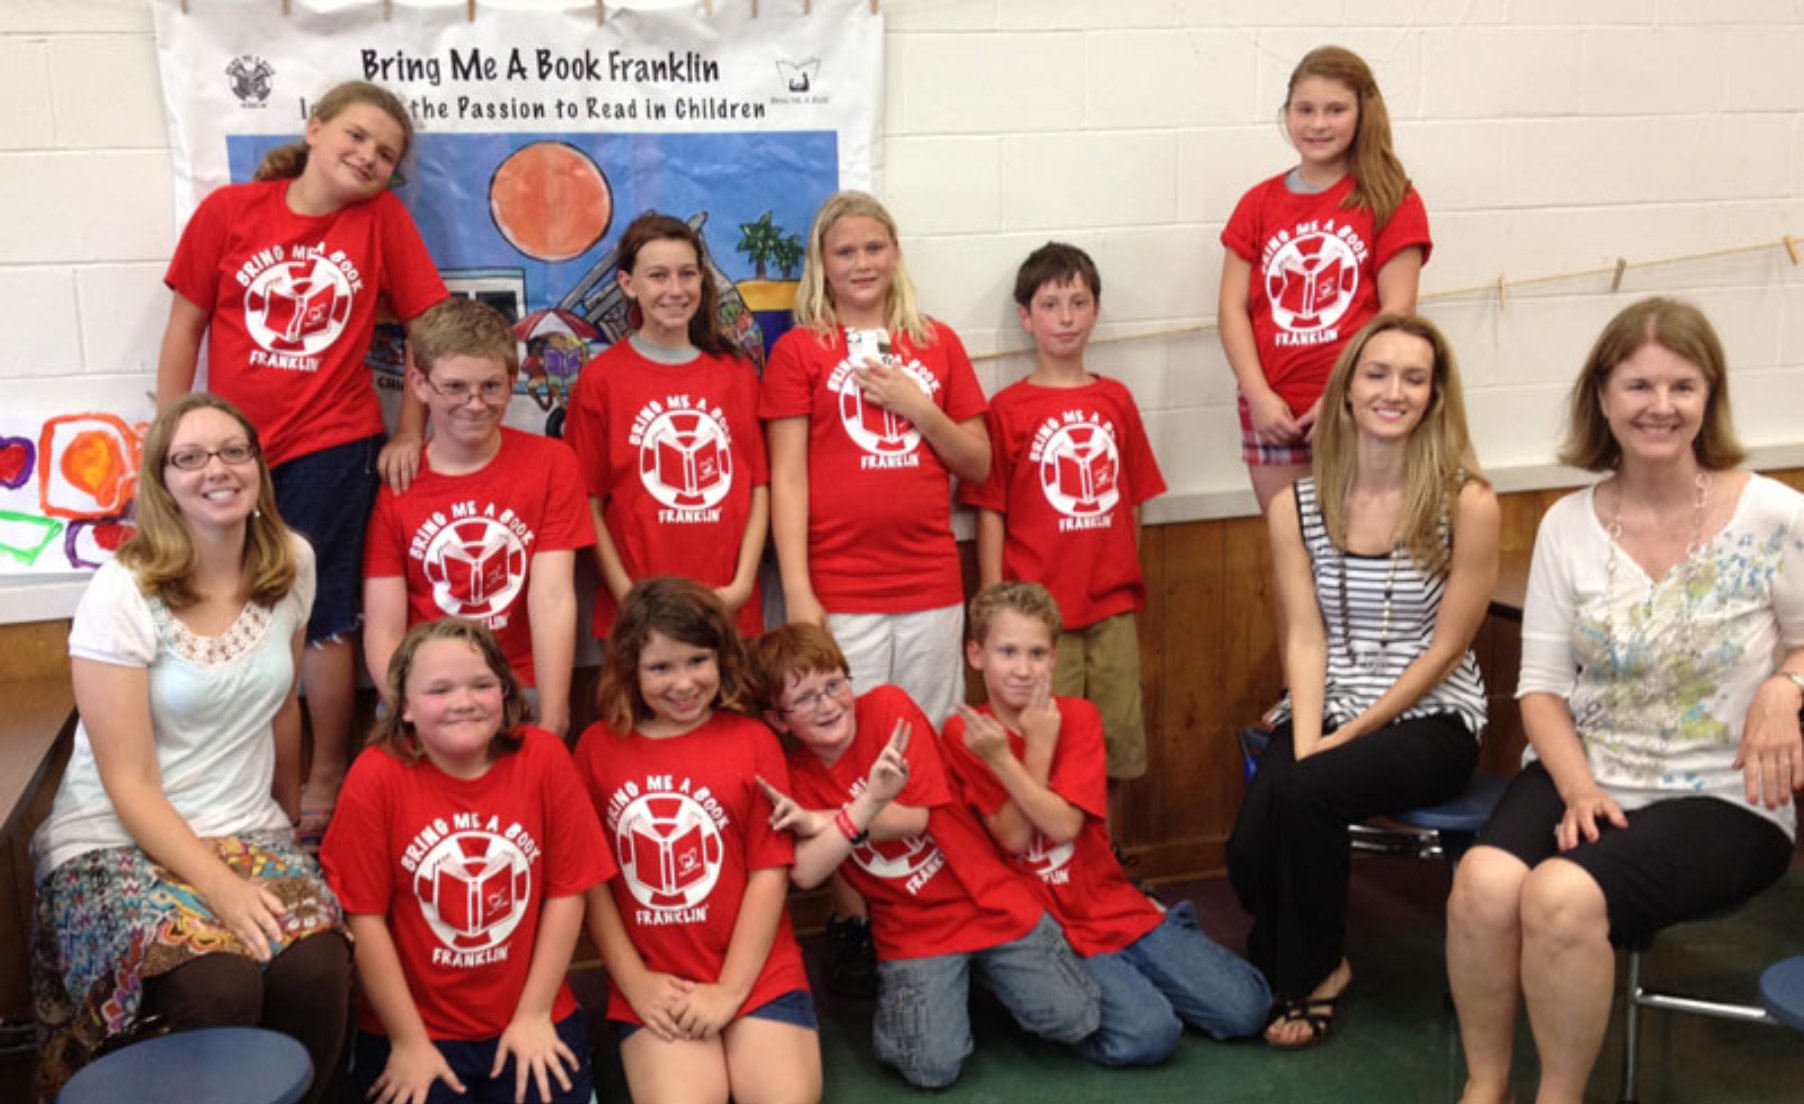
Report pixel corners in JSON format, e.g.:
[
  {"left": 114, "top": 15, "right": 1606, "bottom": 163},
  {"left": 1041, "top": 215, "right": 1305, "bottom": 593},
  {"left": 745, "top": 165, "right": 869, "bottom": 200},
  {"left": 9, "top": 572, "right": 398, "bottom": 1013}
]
[{"left": 1226, "top": 314, "right": 1499, "bottom": 1047}]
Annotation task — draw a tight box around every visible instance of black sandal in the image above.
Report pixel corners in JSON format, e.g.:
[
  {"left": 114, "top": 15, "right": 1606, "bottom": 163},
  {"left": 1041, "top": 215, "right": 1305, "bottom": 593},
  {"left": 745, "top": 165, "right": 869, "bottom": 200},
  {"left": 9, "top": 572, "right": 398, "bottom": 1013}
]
[{"left": 1266, "top": 996, "right": 1339, "bottom": 1049}]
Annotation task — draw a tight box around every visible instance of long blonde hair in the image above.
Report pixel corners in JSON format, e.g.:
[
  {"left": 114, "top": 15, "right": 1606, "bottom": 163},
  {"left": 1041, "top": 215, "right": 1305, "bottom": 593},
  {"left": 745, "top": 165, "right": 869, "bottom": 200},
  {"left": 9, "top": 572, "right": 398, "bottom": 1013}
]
[
  {"left": 1310, "top": 314, "right": 1485, "bottom": 575},
  {"left": 253, "top": 80, "right": 413, "bottom": 183},
  {"left": 118, "top": 393, "right": 298, "bottom": 609},
  {"left": 1285, "top": 46, "right": 1410, "bottom": 225},
  {"left": 791, "top": 190, "right": 934, "bottom": 347}
]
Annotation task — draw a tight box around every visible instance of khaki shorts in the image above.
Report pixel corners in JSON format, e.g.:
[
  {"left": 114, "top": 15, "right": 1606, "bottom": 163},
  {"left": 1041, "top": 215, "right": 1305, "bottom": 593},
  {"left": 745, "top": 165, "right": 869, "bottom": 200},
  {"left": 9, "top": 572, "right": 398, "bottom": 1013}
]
[{"left": 1052, "top": 611, "right": 1147, "bottom": 780}]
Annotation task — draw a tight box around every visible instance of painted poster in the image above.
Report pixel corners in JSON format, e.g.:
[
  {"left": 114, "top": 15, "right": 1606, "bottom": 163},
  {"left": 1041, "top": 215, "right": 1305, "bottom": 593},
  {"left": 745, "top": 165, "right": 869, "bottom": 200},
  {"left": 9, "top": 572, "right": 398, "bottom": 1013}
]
[
  {"left": 152, "top": 0, "right": 880, "bottom": 438},
  {"left": 0, "top": 0, "right": 880, "bottom": 580}
]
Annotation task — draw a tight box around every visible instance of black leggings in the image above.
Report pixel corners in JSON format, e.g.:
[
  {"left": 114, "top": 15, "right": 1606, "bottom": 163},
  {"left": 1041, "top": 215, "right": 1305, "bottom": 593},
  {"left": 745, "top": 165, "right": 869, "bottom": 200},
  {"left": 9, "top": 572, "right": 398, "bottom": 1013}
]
[
  {"left": 1226, "top": 714, "right": 1477, "bottom": 999},
  {"left": 139, "top": 931, "right": 351, "bottom": 1104}
]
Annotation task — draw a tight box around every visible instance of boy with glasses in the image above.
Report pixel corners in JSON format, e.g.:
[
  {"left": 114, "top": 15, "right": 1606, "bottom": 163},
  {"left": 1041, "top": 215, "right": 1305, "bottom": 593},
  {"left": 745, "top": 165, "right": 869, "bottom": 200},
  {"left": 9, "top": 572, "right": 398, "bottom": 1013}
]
[
  {"left": 748, "top": 623, "right": 1100, "bottom": 1088},
  {"left": 363, "top": 297, "right": 592, "bottom": 734}
]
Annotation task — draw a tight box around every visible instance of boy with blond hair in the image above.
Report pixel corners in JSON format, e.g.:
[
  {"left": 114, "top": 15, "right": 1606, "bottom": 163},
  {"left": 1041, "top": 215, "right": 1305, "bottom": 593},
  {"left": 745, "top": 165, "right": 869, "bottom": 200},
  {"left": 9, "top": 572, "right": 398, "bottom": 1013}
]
[{"left": 941, "top": 582, "right": 1270, "bottom": 1065}]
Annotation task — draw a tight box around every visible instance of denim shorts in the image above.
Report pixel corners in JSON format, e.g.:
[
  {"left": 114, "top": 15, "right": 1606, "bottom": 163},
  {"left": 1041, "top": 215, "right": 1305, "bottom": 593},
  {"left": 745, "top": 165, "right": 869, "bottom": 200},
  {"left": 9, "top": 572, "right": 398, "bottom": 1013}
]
[
  {"left": 270, "top": 433, "right": 382, "bottom": 643},
  {"left": 352, "top": 1009, "right": 592, "bottom": 1104},
  {"left": 612, "top": 987, "right": 818, "bottom": 1041}
]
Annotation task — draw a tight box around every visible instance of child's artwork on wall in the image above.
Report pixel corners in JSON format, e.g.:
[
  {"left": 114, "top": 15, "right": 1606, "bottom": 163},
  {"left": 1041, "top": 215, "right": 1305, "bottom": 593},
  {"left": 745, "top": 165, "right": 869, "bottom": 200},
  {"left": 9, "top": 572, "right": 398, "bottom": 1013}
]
[{"left": 0, "top": 383, "right": 149, "bottom": 577}]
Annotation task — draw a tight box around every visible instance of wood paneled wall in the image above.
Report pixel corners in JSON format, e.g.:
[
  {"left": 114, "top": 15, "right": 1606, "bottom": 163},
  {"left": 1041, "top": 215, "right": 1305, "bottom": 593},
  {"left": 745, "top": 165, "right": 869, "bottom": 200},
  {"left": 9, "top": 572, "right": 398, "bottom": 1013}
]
[{"left": 3, "top": 469, "right": 1800, "bottom": 1016}]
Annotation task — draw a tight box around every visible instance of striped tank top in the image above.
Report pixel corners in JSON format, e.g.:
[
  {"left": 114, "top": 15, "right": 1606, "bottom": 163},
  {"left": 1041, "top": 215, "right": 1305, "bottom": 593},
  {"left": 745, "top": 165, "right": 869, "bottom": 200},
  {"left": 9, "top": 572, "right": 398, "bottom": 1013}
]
[{"left": 1282, "top": 476, "right": 1487, "bottom": 737}]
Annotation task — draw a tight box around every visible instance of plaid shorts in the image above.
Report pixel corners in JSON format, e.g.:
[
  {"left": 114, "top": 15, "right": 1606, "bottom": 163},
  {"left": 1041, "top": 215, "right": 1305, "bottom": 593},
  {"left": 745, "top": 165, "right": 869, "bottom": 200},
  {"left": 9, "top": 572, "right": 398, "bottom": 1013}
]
[{"left": 1237, "top": 394, "right": 1312, "bottom": 466}]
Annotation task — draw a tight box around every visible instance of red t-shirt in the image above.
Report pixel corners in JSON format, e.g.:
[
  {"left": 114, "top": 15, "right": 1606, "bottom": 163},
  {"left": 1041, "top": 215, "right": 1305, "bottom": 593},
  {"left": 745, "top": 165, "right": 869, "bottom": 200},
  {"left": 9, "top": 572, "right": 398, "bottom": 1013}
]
[
  {"left": 562, "top": 341, "right": 767, "bottom": 639},
  {"left": 940, "top": 698, "right": 1162, "bottom": 958},
  {"left": 165, "top": 180, "right": 448, "bottom": 467},
  {"left": 758, "top": 322, "right": 988, "bottom": 613},
  {"left": 572, "top": 711, "right": 809, "bottom": 1025},
  {"left": 960, "top": 376, "right": 1167, "bottom": 629},
  {"left": 363, "top": 428, "right": 592, "bottom": 688},
  {"left": 320, "top": 728, "right": 613, "bottom": 1041},
  {"left": 1220, "top": 172, "right": 1432, "bottom": 415},
  {"left": 784, "top": 686, "right": 1046, "bottom": 961}
]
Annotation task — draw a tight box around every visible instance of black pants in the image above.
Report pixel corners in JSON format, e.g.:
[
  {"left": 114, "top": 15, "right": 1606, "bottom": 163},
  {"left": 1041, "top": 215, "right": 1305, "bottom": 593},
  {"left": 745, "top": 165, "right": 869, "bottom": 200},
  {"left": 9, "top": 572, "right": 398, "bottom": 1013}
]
[
  {"left": 139, "top": 931, "right": 351, "bottom": 1104},
  {"left": 1226, "top": 714, "right": 1477, "bottom": 999}
]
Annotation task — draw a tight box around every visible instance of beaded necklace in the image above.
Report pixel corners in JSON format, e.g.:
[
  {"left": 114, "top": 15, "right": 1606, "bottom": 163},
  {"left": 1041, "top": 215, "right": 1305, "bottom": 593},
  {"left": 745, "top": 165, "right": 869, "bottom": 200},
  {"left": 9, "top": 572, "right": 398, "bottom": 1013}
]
[{"left": 1335, "top": 543, "right": 1400, "bottom": 677}]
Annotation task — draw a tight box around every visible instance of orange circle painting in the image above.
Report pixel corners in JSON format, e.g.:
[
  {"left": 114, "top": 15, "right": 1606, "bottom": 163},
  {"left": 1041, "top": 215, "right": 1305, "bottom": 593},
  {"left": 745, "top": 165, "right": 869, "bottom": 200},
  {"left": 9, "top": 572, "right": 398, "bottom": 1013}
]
[{"left": 489, "top": 141, "right": 613, "bottom": 262}]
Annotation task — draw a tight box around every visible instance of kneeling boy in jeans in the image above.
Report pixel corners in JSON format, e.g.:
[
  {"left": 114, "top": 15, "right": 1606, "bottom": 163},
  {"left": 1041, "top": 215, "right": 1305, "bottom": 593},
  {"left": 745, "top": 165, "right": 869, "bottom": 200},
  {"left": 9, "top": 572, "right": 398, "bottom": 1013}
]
[
  {"left": 748, "top": 624, "right": 1099, "bottom": 1088},
  {"left": 941, "top": 582, "right": 1271, "bottom": 1065}
]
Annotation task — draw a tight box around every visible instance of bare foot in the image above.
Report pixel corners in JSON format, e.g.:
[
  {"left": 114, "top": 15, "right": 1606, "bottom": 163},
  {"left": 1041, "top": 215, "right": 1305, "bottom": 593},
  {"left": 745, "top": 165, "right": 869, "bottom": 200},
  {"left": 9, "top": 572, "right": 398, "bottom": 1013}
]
[
  {"left": 1453, "top": 1085, "right": 1513, "bottom": 1104},
  {"left": 1265, "top": 957, "right": 1352, "bottom": 1048}
]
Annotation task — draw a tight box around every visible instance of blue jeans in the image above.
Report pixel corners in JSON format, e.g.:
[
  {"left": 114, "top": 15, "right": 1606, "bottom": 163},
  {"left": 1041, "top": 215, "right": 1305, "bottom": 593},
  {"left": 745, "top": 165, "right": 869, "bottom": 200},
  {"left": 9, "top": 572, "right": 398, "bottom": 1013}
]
[
  {"left": 872, "top": 912, "right": 1100, "bottom": 1089},
  {"left": 1076, "top": 900, "right": 1273, "bottom": 1066},
  {"left": 352, "top": 1010, "right": 592, "bottom": 1104}
]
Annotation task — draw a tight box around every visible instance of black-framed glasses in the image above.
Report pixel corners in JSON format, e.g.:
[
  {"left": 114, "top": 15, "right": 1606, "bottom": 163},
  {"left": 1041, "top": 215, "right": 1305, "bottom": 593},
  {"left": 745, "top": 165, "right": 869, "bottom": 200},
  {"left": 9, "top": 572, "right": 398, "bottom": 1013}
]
[
  {"left": 781, "top": 675, "right": 852, "bottom": 717},
  {"left": 421, "top": 376, "right": 511, "bottom": 405},
  {"left": 166, "top": 442, "right": 258, "bottom": 470}
]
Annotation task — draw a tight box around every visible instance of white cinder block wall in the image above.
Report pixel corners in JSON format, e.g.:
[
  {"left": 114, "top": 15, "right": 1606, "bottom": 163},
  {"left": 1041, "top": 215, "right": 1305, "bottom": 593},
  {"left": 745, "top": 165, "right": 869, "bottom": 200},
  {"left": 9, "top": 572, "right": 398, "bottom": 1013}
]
[{"left": 5, "top": 0, "right": 1804, "bottom": 568}]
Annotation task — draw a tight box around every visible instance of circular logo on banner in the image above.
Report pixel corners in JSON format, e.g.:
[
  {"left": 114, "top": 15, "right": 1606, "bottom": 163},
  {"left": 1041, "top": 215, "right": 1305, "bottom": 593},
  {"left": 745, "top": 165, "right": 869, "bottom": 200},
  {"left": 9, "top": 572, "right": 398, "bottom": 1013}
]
[
  {"left": 615, "top": 792, "right": 725, "bottom": 911},
  {"left": 243, "top": 258, "right": 354, "bottom": 355},
  {"left": 413, "top": 830, "right": 532, "bottom": 950},
  {"left": 1037, "top": 423, "right": 1121, "bottom": 517},
  {"left": 420, "top": 517, "right": 528, "bottom": 619},
  {"left": 1263, "top": 231, "right": 1360, "bottom": 333},
  {"left": 636, "top": 407, "right": 734, "bottom": 510}
]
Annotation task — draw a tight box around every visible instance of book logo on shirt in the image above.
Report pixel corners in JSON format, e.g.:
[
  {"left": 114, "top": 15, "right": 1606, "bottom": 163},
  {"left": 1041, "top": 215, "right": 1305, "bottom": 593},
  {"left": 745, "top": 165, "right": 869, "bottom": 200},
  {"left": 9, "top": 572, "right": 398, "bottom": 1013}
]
[
  {"left": 849, "top": 832, "right": 946, "bottom": 896},
  {"left": 1260, "top": 220, "right": 1371, "bottom": 345},
  {"left": 238, "top": 244, "right": 366, "bottom": 369},
  {"left": 1029, "top": 413, "right": 1120, "bottom": 529},
  {"left": 417, "top": 508, "right": 533, "bottom": 624},
  {"left": 1020, "top": 832, "right": 1075, "bottom": 886},
  {"left": 609, "top": 780, "right": 728, "bottom": 923},
  {"left": 629, "top": 396, "right": 734, "bottom": 522},
  {"left": 405, "top": 816, "right": 540, "bottom": 967},
  {"left": 825, "top": 354, "right": 941, "bottom": 469}
]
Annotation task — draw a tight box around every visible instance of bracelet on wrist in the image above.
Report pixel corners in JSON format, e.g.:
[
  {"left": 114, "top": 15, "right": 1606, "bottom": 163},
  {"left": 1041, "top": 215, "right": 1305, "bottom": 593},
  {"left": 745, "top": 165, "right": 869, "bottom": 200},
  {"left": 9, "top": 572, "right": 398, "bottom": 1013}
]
[{"left": 833, "top": 805, "right": 868, "bottom": 846}]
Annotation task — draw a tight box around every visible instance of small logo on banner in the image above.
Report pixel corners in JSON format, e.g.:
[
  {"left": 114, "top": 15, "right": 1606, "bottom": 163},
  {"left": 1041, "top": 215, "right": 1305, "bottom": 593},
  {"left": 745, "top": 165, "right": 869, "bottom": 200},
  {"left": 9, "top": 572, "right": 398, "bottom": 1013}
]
[
  {"left": 775, "top": 58, "right": 820, "bottom": 94},
  {"left": 225, "top": 56, "right": 274, "bottom": 107}
]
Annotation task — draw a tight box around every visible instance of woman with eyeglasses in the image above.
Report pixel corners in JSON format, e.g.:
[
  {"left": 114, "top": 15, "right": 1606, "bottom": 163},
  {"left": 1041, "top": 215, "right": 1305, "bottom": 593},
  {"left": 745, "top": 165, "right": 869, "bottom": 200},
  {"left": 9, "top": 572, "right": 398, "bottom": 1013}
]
[{"left": 31, "top": 394, "right": 349, "bottom": 1102}]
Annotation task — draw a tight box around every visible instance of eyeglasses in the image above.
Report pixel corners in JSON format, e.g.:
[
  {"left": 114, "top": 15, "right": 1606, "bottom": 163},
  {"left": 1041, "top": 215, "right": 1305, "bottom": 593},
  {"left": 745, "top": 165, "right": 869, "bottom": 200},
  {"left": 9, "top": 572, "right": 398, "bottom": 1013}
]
[
  {"left": 421, "top": 376, "right": 512, "bottom": 405},
  {"left": 781, "top": 675, "right": 852, "bottom": 717},
  {"left": 166, "top": 442, "right": 258, "bottom": 470}
]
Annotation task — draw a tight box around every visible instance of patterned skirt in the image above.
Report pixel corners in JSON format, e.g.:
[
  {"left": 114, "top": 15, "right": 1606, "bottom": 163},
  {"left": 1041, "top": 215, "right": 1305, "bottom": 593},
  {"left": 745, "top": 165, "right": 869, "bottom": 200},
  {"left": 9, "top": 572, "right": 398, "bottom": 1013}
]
[{"left": 30, "top": 830, "right": 344, "bottom": 1101}]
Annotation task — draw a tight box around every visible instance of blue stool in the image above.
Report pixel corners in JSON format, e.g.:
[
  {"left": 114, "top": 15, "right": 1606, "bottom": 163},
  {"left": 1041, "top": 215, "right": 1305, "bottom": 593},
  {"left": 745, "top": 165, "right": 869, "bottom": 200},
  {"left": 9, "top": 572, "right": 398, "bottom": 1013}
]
[
  {"left": 1617, "top": 922, "right": 1780, "bottom": 1103},
  {"left": 1758, "top": 955, "right": 1804, "bottom": 1033},
  {"left": 60, "top": 1026, "right": 312, "bottom": 1104}
]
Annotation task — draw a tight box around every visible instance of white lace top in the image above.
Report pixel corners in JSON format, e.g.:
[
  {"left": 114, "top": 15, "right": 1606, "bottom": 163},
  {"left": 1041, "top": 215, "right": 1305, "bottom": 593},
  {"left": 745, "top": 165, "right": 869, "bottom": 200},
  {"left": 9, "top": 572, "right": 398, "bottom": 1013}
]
[
  {"left": 1517, "top": 475, "right": 1804, "bottom": 839},
  {"left": 33, "top": 535, "right": 316, "bottom": 879}
]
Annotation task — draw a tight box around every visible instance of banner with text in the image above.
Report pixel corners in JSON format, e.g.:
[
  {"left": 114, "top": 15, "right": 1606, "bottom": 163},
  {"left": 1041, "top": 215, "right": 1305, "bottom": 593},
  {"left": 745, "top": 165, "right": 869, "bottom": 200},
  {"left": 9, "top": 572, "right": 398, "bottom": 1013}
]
[{"left": 150, "top": 0, "right": 882, "bottom": 440}]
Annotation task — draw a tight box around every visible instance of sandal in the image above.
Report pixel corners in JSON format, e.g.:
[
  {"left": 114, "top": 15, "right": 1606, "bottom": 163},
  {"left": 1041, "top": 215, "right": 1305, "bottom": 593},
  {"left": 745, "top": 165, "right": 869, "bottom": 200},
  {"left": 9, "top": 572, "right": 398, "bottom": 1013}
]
[{"left": 1265, "top": 996, "right": 1339, "bottom": 1049}]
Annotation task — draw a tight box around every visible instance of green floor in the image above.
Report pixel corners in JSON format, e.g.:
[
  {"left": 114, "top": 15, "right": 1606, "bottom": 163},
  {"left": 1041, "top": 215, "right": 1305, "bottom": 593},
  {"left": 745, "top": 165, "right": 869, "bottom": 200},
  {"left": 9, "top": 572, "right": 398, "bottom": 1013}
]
[{"left": 586, "top": 858, "right": 1804, "bottom": 1103}]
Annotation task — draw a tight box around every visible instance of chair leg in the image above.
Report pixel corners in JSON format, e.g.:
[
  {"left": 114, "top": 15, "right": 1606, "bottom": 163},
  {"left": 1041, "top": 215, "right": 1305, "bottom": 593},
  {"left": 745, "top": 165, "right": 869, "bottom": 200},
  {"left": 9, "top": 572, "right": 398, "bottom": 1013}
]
[{"left": 1619, "top": 949, "right": 1644, "bottom": 1104}]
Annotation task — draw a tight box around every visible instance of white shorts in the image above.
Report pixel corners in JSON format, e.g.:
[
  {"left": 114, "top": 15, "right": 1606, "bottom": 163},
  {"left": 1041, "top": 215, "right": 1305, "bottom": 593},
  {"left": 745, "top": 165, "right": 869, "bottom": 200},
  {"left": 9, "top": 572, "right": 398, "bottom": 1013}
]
[{"left": 828, "top": 604, "right": 965, "bottom": 727}]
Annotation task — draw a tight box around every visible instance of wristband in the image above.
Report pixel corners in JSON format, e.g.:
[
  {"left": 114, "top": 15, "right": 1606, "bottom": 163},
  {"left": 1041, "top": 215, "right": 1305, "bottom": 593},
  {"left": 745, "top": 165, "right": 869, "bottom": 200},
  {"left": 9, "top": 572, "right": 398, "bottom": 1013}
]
[{"left": 834, "top": 805, "right": 868, "bottom": 846}]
